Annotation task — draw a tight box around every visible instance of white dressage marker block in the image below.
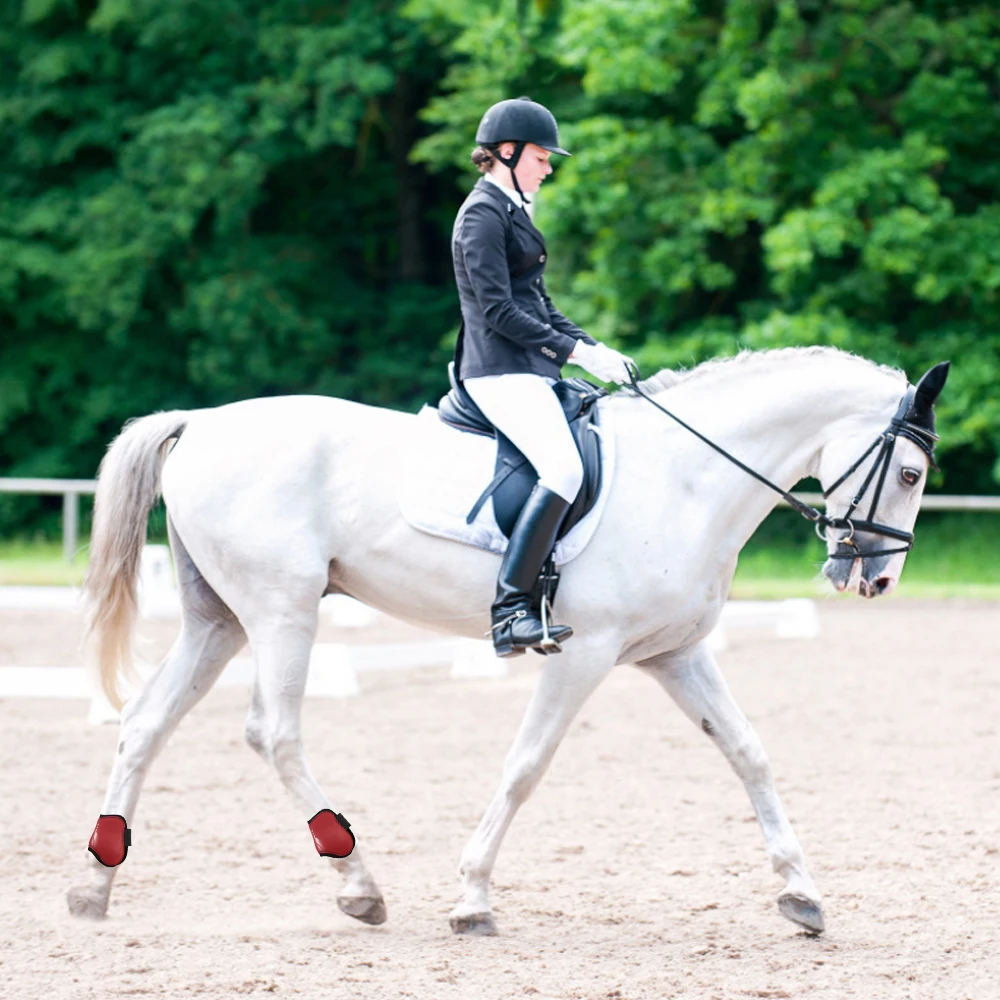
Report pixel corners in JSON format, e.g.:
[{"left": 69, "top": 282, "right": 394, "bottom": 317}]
[
  {"left": 86, "top": 665, "right": 149, "bottom": 725},
  {"left": 87, "top": 686, "right": 121, "bottom": 725},
  {"left": 218, "top": 656, "right": 256, "bottom": 687},
  {"left": 774, "top": 598, "right": 822, "bottom": 639},
  {"left": 706, "top": 626, "right": 728, "bottom": 653},
  {"left": 716, "top": 599, "right": 821, "bottom": 641},
  {"left": 0, "top": 666, "right": 135, "bottom": 724},
  {"left": 0, "top": 586, "right": 81, "bottom": 610},
  {"left": 139, "top": 544, "right": 180, "bottom": 617},
  {"left": 450, "top": 638, "right": 508, "bottom": 679},
  {"left": 305, "top": 644, "right": 360, "bottom": 698},
  {"left": 322, "top": 595, "right": 380, "bottom": 628},
  {"left": 220, "top": 646, "right": 362, "bottom": 698},
  {"left": 0, "top": 666, "right": 91, "bottom": 698}
]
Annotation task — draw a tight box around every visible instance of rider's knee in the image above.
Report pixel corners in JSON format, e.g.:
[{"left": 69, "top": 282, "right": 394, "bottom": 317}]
[{"left": 540, "top": 456, "right": 584, "bottom": 504}]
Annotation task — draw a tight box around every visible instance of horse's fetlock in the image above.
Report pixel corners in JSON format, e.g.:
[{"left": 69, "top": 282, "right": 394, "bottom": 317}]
[
  {"left": 730, "top": 738, "right": 769, "bottom": 780},
  {"left": 244, "top": 720, "right": 269, "bottom": 758},
  {"left": 770, "top": 839, "right": 806, "bottom": 875}
]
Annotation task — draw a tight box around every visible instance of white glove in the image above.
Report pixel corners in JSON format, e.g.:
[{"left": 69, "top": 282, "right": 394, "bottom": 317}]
[{"left": 568, "top": 340, "right": 635, "bottom": 384}]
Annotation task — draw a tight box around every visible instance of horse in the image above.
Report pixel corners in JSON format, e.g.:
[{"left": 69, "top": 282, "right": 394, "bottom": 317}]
[{"left": 67, "top": 346, "right": 949, "bottom": 936}]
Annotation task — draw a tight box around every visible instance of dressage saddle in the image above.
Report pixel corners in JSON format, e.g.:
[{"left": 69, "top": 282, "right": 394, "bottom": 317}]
[{"left": 437, "top": 361, "right": 606, "bottom": 540}]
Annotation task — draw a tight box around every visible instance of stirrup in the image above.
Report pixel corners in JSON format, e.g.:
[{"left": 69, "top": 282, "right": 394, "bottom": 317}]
[{"left": 536, "top": 593, "right": 562, "bottom": 653}]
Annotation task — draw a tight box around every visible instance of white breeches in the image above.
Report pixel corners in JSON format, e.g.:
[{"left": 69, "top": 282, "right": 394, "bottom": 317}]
[{"left": 462, "top": 373, "right": 584, "bottom": 504}]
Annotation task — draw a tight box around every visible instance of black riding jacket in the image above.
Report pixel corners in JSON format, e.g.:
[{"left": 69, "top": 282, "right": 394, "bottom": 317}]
[{"left": 451, "top": 177, "right": 596, "bottom": 380}]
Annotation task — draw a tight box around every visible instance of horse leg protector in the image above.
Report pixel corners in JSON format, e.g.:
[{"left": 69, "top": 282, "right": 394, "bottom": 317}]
[
  {"left": 88, "top": 814, "right": 131, "bottom": 867},
  {"left": 308, "top": 809, "right": 355, "bottom": 858}
]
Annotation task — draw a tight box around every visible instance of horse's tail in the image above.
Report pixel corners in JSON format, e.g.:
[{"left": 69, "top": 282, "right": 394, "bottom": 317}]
[{"left": 84, "top": 411, "right": 191, "bottom": 710}]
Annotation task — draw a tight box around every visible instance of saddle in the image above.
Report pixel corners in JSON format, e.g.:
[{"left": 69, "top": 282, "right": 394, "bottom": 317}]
[{"left": 437, "top": 362, "right": 606, "bottom": 540}]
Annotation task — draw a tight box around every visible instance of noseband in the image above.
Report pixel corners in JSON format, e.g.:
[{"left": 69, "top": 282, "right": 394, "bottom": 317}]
[{"left": 626, "top": 367, "right": 939, "bottom": 562}]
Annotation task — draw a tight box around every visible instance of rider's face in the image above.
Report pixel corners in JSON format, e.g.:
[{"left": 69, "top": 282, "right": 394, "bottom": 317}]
[{"left": 497, "top": 142, "right": 553, "bottom": 194}]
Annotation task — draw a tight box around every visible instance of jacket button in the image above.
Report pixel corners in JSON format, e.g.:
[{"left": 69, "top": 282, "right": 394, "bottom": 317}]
[{"left": 539, "top": 254, "right": 546, "bottom": 262}]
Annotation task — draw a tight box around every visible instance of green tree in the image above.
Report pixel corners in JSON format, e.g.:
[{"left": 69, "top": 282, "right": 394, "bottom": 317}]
[
  {"left": 3, "top": 0, "right": 1000, "bottom": 542},
  {"left": 0, "top": 0, "right": 464, "bottom": 534},
  {"left": 414, "top": 0, "right": 1000, "bottom": 491}
]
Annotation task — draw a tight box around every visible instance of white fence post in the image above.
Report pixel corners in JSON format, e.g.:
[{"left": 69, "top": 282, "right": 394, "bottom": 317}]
[{"left": 63, "top": 491, "right": 79, "bottom": 564}]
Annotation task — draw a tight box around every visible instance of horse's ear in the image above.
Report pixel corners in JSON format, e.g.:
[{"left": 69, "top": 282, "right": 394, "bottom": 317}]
[{"left": 909, "top": 361, "right": 950, "bottom": 423}]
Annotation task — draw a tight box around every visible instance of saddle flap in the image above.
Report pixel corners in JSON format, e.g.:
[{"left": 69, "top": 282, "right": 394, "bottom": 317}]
[
  {"left": 435, "top": 363, "right": 608, "bottom": 542},
  {"left": 399, "top": 404, "right": 616, "bottom": 568},
  {"left": 489, "top": 405, "right": 603, "bottom": 541}
]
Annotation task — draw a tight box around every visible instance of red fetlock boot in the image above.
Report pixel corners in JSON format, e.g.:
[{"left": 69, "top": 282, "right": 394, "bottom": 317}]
[
  {"left": 88, "top": 814, "right": 131, "bottom": 867},
  {"left": 308, "top": 809, "right": 355, "bottom": 858}
]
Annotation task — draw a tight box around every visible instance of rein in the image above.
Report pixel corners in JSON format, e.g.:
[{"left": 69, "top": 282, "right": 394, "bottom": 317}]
[{"left": 624, "top": 364, "right": 938, "bottom": 560}]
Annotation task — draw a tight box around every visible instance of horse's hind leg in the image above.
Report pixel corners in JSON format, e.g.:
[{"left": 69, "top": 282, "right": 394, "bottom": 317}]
[
  {"left": 67, "top": 522, "right": 246, "bottom": 919},
  {"left": 242, "top": 605, "right": 386, "bottom": 926},
  {"left": 637, "top": 640, "right": 825, "bottom": 934}
]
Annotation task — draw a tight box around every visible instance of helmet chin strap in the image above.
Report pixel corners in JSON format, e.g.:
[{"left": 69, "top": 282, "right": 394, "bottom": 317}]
[{"left": 493, "top": 141, "right": 530, "bottom": 206}]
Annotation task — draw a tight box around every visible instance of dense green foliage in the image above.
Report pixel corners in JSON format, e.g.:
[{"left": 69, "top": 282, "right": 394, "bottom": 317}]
[
  {"left": 0, "top": 0, "right": 462, "bottom": 532},
  {"left": 416, "top": 0, "right": 1000, "bottom": 491},
  {"left": 2, "top": 0, "right": 999, "bottom": 535}
]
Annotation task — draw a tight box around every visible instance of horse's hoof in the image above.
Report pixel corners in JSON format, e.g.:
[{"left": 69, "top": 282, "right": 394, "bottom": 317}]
[
  {"left": 336, "top": 893, "right": 387, "bottom": 926},
  {"left": 778, "top": 891, "right": 825, "bottom": 935},
  {"left": 66, "top": 885, "right": 109, "bottom": 920},
  {"left": 449, "top": 910, "right": 497, "bottom": 936}
]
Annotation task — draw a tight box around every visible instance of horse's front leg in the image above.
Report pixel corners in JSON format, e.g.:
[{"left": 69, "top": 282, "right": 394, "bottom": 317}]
[
  {"left": 450, "top": 641, "right": 616, "bottom": 935},
  {"left": 638, "top": 641, "right": 825, "bottom": 934}
]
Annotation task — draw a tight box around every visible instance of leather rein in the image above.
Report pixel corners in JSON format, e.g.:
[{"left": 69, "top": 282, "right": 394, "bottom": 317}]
[{"left": 625, "top": 365, "right": 939, "bottom": 560}]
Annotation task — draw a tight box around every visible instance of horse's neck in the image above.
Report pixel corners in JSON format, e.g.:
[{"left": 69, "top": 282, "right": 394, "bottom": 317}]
[{"left": 650, "top": 358, "right": 902, "bottom": 558}]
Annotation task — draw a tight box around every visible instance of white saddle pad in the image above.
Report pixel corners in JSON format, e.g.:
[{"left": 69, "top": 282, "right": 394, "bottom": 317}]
[{"left": 399, "top": 402, "right": 615, "bottom": 565}]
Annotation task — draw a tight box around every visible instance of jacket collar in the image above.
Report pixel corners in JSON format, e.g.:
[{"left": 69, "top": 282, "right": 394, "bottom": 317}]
[
  {"left": 475, "top": 176, "right": 516, "bottom": 211},
  {"left": 482, "top": 170, "right": 523, "bottom": 207},
  {"left": 474, "top": 177, "right": 546, "bottom": 246}
]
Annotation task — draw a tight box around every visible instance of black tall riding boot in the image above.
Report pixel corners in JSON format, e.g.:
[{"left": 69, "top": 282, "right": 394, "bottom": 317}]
[{"left": 489, "top": 485, "right": 574, "bottom": 657}]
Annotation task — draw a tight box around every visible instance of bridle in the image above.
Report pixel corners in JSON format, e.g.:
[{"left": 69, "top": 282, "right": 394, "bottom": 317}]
[
  {"left": 816, "top": 384, "right": 938, "bottom": 558},
  {"left": 625, "top": 366, "right": 939, "bottom": 562}
]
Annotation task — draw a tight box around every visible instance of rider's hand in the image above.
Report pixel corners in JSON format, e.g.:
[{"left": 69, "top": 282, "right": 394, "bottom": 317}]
[{"left": 568, "top": 340, "right": 635, "bottom": 385}]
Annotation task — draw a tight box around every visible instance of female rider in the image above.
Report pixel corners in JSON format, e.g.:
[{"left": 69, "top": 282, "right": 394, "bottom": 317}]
[{"left": 452, "top": 96, "right": 634, "bottom": 657}]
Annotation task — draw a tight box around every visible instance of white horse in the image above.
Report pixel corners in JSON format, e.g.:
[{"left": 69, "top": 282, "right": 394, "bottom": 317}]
[{"left": 67, "top": 346, "right": 948, "bottom": 936}]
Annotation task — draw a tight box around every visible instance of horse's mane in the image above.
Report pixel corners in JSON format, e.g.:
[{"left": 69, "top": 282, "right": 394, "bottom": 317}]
[{"left": 637, "top": 345, "right": 906, "bottom": 394}]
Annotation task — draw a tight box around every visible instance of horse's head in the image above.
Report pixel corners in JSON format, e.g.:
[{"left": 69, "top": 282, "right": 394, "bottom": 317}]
[{"left": 816, "top": 361, "right": 950, "bottom": 598}]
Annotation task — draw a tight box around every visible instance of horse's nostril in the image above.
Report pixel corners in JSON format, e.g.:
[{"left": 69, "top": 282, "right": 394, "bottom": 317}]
[{"left": 874, "top": 576, "right": 891, "bottom": 594}]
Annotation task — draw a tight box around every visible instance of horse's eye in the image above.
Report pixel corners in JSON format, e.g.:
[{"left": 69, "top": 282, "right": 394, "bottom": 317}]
[{"left": 900, "top": 467, "right": 921, "bottom": 487}]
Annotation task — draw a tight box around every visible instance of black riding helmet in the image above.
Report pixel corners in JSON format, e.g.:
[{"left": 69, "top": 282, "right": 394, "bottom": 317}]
[{"left": 475, "top": 96, "right": 570, "bottom": 203}]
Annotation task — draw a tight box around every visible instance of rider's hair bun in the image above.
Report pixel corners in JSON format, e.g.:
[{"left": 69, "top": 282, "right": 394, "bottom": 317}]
[{"left": 471, "top": 145, "right": 496, "bottom": 172}]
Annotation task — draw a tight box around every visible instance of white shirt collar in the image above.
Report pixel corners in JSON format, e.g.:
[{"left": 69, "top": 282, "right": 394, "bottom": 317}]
[{"left": 483, "top": 170, "right": 523, "bottom": 208}]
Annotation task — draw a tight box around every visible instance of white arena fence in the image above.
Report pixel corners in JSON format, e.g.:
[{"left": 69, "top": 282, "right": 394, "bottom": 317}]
[
  {"left": 0, "top": 477, "right": 97, "bottom": 563},
  {"left": 0, "top": 478, "right": 998, "bottom": 564}
]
